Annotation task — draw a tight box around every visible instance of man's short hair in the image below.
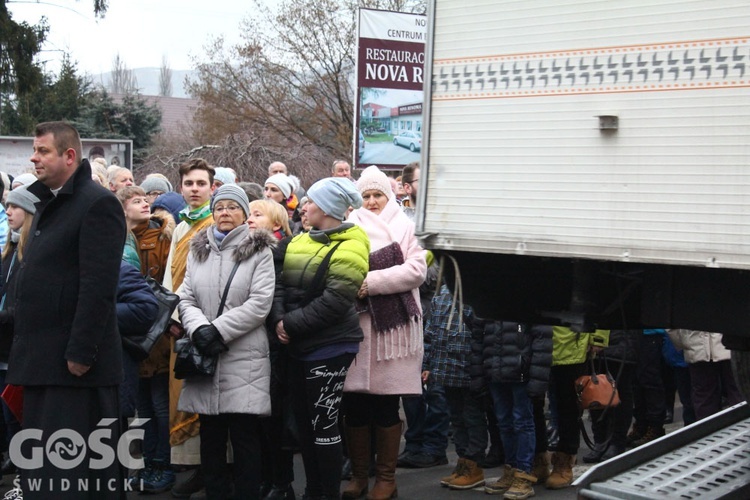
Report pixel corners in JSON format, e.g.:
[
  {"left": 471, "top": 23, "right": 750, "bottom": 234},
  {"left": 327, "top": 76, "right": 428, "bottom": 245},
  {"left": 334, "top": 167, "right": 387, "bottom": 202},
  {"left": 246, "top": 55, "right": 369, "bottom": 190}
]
[
  {"left": 238, "top": 182, "right": 264, "bottom": 202},
  {"left": 331, "top": 159, "right": 350, "bottom": 173},
  {"left": 107, "top": 166, "right": 131, "bottom": 187},
  {"left": 402, "top": 162, "right": 420, "bottom": 185},
  {"left": 35, "top": 121, "right": 82, "bottom": 162},
  {"left": 179, "top": 158, "right": 215, "bottom": 185},
  {"left": 116, "top": 186, "right": 147, "bottom": 208},
  {"left": 268, "top": 161, "right": 288, "bottom": 176}
]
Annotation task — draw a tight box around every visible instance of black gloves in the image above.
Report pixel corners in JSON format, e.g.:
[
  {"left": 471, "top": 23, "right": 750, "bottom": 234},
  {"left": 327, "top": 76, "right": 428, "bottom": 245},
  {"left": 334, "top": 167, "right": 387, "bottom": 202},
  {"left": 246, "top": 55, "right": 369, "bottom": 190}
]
[{"left": 193, "top": 324, "right": 228, "bottom": 356}]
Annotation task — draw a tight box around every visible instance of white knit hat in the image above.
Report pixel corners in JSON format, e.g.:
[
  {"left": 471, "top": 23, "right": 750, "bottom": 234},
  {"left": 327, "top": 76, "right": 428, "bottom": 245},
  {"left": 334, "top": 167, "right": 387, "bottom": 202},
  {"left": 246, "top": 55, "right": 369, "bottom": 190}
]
[{"left": 265, "top": 174, "right": 293, "bottom": 199}]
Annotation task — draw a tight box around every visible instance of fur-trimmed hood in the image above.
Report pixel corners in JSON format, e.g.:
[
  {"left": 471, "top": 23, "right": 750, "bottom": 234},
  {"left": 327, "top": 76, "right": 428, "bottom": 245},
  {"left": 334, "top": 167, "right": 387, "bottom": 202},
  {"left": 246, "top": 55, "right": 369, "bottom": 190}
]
[
  {"left": 191, "top": 225, "right": 277, "bottom": 263},
  {"left": 151, "top": 209, "right": 176, "bottom": 241}
]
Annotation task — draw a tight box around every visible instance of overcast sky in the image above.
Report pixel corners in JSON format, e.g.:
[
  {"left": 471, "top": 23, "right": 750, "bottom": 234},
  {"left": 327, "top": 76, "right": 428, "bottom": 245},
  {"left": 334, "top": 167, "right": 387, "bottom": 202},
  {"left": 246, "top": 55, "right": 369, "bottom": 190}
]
[{"left": 8, "top": 0, "right": 275, "bottom": 76}]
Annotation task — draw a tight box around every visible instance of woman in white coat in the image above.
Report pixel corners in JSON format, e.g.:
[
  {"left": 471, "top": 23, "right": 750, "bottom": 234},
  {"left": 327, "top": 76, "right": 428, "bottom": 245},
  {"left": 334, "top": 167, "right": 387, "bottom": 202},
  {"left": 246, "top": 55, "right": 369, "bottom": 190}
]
[
  {"left": 667, "top": 329, "right": 743, "bottom": 421},
  {"left": 178, "top": 184, "right": 277, "bottom": 499}
]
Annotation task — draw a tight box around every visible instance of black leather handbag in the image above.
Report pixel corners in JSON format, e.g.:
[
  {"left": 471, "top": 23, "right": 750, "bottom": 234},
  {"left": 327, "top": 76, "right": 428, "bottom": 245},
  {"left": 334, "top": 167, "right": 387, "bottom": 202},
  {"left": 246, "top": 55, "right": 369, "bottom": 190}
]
[
  {"left": 122, "top": 277, "right": 180, "bottom": 361},
  {"left": 174, "top": 261, "right": 240, "bottom": 379}
]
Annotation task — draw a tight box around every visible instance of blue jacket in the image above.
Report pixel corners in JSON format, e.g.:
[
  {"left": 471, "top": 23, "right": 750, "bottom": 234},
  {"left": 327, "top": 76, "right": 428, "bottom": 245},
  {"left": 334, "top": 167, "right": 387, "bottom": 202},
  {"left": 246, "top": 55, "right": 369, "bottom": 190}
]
[{"left": 116, "top": 261, "right": 158, "bottom": 339}]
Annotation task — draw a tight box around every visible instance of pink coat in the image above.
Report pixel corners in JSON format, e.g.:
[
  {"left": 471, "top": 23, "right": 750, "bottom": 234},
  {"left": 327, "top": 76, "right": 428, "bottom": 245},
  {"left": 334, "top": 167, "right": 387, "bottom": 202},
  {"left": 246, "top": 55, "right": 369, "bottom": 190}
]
[{"left": 345, "top": 198, "right": 427, "bottom": 396}]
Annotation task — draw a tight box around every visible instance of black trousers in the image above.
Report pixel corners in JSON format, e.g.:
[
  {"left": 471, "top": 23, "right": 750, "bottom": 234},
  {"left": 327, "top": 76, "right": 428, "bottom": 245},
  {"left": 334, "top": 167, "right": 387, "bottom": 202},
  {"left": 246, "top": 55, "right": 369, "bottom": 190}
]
[
  {"left": 633, "top": 335, "right": 666, "bottom": 427},
  {"left": 199, "top": 413, "right": 261, "bottom": 500},
  {"left": 290, "top": 353, "right": 354, "bottom": 498},
  {"left": 590, "top": 361, "right": 635, "bottom": 448},
  {"left": 548, "top": 363, "right": 587, "bottom": 455},
  {"left": 20, "top": 385, "right": 124, "bottom": 499}
]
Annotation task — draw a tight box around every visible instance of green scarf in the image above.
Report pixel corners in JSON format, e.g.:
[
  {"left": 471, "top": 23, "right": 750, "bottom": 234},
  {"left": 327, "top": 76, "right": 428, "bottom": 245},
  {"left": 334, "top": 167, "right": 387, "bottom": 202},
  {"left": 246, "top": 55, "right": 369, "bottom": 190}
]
[
  {"left": 179, "top": 200, "right": 212, "bottom": 225},
  {"left": 123, "top": 232, "right": 141, "bottom": 269}
]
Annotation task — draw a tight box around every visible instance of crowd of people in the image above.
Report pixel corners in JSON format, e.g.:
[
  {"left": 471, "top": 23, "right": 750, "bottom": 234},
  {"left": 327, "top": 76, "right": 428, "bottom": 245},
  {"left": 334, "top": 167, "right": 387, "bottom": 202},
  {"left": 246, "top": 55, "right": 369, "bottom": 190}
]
[{"left": 0, "top": 121, "right": 743, "bottom": 500}]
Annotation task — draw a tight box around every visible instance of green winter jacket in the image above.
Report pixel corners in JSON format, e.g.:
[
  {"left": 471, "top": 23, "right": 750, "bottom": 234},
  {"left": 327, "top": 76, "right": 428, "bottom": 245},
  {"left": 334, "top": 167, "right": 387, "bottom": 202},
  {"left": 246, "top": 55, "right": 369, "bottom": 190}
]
[
  {"left": 552, "top": 326, "right": 609, "bottom": 366},
  {"left": 270, "top": 223, "right": 370, "bottom": 356}
]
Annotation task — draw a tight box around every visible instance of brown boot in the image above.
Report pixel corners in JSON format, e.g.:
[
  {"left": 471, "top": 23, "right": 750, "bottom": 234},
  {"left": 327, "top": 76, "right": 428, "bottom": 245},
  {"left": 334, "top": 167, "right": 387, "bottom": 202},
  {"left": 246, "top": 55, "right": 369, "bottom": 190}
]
[
  {"left": 631, "top": 426, "right": 665, "bottom": 448},
  {"left": 545, "top": 452, "right": 575, "bottom": 489},
  {"left": 366, "top": 422, "right": 401, "bottom": 500},
  {"left": 447, "top": 458, "right": 484, "bottom": 490},
  {"left": 503, "top": 469, "right": 537, "bottom": 500},
  {"left": 440, "top": 458, "right": 467, "bottom": 487},
  {"left": 342, "top": 425, "right": 371, "bottom": 499},
  {"left": 531, "top": 452, "right": 550, "bottom": 483}
]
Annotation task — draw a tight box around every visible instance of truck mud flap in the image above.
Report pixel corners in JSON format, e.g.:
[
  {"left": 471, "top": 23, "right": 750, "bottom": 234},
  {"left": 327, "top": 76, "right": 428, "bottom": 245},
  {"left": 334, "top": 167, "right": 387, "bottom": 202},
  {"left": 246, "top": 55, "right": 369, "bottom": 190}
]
[{"left": 575, "top": 402, "right": 750, "bottom": 499}]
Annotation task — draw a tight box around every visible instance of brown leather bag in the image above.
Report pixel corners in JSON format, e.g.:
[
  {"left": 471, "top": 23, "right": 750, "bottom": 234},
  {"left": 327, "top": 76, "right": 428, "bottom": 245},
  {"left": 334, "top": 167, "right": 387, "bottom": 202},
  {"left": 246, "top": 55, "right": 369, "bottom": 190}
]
[{"left": 575, "top": 358, "right": 621, "bottom": 409}]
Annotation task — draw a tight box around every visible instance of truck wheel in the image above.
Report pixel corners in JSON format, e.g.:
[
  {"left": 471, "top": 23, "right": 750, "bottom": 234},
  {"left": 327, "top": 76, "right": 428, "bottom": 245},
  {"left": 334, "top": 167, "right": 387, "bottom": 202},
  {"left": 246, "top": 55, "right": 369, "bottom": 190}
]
[{"left": 731, "top": 350, "right": 750, "bottom": 402}]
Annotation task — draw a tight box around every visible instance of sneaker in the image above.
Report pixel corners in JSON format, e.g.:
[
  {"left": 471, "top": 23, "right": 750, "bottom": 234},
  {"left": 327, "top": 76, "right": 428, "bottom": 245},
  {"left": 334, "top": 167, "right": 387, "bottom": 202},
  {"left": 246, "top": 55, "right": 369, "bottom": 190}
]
[
  {"left": 485, "top": 465, "right": 515, "bottom": 494},
  {"left": 503, "top": 469, "right": 536, "bottom": 500},
  {"left": 401, "top": 452, "right": 449, "bottom": 468},
  {"left": 171, "top": 468, "right": 203, "bottom": 498},
  {"left": 143, "top": 465, "right": 176, "bottom": 493},
  {"left": 396, "top": 449, "right": 416, "bottom": 467},
  {"left": 441, "top": 458, "right": 467, "bottom": 487},
  {"left": 447, "top": 458, "right": 484, "bottom": 490}
]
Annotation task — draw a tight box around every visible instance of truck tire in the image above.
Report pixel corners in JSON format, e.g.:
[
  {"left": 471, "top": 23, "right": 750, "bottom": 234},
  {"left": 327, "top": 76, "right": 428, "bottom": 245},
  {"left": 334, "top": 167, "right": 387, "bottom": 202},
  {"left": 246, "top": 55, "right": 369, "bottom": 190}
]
[{"left": 731, "top": 350, "right": 750, "bottom": 402}]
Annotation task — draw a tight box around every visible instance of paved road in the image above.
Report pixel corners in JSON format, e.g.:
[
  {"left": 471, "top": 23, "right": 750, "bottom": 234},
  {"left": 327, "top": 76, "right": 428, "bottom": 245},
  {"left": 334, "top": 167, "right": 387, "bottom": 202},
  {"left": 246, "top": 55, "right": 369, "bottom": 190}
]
[{"left": 0, "top": 411, "right": 686, "bottom": 499}]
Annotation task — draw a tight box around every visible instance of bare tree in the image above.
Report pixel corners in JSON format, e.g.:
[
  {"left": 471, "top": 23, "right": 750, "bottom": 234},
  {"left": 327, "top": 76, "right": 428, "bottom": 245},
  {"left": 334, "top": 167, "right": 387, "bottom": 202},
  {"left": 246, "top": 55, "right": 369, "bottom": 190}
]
[
  {"left": 159, "top": 55, "right": 173, "bottom": 97},
  {"left": 109, "top": 53, "right": 138, "bottom": 94},
  {"left": 187, "top": 0, "right": 425, "bottom": 165}
]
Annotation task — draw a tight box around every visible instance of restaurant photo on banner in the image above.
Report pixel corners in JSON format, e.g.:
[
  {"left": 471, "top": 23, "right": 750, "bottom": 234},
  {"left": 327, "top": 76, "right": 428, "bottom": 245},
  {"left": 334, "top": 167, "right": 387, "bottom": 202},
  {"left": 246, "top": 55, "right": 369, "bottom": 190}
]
[{"left": 355, "top": 8, "right": 426, "bottom": 171}]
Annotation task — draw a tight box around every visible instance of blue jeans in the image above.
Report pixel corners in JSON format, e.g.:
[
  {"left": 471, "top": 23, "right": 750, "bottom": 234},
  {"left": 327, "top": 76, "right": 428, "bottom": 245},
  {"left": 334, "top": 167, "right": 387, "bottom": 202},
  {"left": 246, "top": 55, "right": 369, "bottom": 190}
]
[
  {"left": 402, "top": 382, "right": 450, "bottom": 457},
  {"left": 137, "top": 373, "right": 170, "bottom": 463},
  {"left": 490, "top": 382, "right": 535, "bottom": 473}
]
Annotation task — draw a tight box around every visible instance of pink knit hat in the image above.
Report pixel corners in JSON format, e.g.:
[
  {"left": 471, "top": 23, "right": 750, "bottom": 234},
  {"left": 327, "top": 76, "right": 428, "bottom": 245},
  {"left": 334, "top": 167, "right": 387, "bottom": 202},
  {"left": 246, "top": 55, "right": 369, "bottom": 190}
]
[{"left": 356, "top": 165, "right": 393, "bottom": 199}]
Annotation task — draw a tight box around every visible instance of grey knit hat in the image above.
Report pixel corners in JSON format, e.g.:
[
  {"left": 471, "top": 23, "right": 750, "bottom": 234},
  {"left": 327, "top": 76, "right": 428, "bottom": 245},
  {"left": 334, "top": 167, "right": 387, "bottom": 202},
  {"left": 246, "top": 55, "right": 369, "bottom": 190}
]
[
  {"left": 6, "top": 186, "right": 40, "bottom": 215},
  {"left": 211, "top": 184, "right": 250, "bottom": 217},
  {"left": 140, "top": 176, "right": 172, "bottom": 195},
  {"left": 307, "top": 177, "right": 363, "bottom": 221}
]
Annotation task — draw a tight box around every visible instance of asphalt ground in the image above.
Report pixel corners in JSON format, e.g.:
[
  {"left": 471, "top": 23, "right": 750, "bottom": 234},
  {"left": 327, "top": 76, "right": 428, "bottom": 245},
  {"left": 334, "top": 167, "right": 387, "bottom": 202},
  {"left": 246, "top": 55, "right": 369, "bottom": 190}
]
[{"left": 0, "top": 406, "right": 687, "bottom": 500}]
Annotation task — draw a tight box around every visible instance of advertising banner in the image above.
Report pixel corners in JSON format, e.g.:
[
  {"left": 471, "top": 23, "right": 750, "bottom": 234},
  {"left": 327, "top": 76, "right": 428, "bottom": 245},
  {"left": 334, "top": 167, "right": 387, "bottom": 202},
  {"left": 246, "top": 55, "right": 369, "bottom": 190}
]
[{"left": 355, "top": 8, "right": 426, "bottom": 170}]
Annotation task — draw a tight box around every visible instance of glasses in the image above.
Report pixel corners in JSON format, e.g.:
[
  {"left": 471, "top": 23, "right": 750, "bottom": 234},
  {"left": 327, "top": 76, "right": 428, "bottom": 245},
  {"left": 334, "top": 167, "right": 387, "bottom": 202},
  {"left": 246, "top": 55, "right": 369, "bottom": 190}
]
[
  {"left": 408, "top": 179, "right": 419, "bottom": 185},
  {"left": 214, "top": 204, "right": 242, "bottom": 214}
]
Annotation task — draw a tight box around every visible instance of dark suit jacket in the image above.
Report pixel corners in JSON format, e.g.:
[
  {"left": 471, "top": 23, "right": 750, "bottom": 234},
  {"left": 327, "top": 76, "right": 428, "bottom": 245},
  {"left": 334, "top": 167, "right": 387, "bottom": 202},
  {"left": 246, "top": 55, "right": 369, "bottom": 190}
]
[{"left": 6, "top": 160, "right": 127, "bottom": 387}]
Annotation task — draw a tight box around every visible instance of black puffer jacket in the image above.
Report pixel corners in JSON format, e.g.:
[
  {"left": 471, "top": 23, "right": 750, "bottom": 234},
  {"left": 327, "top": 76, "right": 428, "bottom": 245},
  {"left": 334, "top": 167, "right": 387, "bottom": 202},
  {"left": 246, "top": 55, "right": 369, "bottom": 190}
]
[
  {"left": 470, "top": 320, "right": 553, "bottom": 397},
  {"left": 600, "top": 329, "right": 639, "bottom": 364}
]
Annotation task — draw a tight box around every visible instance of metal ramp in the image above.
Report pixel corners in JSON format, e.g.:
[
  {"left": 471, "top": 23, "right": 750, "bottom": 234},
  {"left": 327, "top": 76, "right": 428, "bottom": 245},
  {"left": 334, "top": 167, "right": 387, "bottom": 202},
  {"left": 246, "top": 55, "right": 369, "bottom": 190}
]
[{"left": 576, "top": 402, "right": 750, "bottom": 499}]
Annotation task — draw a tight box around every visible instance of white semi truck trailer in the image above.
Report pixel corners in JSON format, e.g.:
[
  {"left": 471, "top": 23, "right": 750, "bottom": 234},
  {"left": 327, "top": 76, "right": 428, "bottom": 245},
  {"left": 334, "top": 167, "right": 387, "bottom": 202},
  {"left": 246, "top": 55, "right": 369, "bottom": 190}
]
[{"left": 419, "top": 1, "right": 749, "bottom": 497}]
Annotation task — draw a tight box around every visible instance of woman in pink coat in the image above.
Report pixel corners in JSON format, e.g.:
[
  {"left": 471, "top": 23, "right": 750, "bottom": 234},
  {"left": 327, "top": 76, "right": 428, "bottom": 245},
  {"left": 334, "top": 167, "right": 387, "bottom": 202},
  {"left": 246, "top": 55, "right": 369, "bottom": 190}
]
[{"left": 343, "top": 166, "right": 427, "bottom": 500}]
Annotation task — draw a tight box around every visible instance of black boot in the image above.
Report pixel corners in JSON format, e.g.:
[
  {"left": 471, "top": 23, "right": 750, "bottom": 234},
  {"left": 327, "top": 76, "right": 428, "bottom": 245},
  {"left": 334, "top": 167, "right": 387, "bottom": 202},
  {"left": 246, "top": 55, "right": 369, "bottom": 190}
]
[{"left": 264, "top": 483, "right": 295, "bottom": 500}]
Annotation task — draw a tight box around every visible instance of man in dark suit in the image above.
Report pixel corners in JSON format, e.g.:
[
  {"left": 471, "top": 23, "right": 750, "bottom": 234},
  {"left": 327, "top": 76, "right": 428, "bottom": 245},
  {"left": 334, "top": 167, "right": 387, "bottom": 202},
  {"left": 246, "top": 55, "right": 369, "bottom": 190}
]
[{"left": 6, "top": 122, "right": 127, "bottom": 498}]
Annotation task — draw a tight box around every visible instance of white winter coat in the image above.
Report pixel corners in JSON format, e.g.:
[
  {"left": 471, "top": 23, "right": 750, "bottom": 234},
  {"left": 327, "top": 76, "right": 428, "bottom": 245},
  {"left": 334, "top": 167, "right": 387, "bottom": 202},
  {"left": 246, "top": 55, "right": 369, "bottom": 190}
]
[
  {"left": 177, "top": 225, "right": 276, "bottom": 416},
  {"left": 667, "top": 329, "right": 732, "bottom": 364}
]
